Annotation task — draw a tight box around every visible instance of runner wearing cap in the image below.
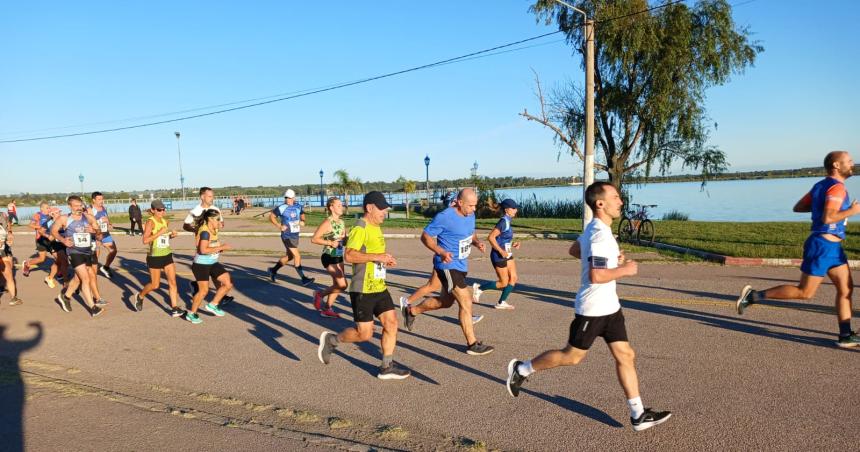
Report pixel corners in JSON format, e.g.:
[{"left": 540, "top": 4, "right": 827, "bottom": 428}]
[
  {"left": 472, "top": 198, "right": 521, "bottom": 310},
  {"left": 52, "top": 196, "right": 104, "bottom": 317},
  {"left": 505, "top": 182, "right": 671, "bottom": 432},
  {"left": 0, "top": 210, "right": 22, "bottom": 306},
  {"left": 311, "top": 196, "right": 347, "bottom": 318},
  {"left": 89, "top": 192, "right": 118, "bottom": 279},
  {"left": 400, "top": 188, "right": 494, "bottom": 356},
  {"left": 132, "top": 200, "right": 185, "bottom": 317},
  {"left": 268, "top": 189, "right": 314, "bottom": 286},
  {"left": 318, "top": 191, "right": 411, "bottom": 379}
]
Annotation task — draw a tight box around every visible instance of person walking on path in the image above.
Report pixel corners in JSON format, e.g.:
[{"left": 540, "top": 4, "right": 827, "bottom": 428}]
[
  {"left": 6, "top": 200, "right": 18, "bottom": 225},
  {"left": 128, "top": 199, "right": 143, "bottom": 236},
  {"left": 737, "top": 150, "right": 860, "bottom": 348},
  {"left": 505, "top": 182, "right": 672, "bottom": 432}
]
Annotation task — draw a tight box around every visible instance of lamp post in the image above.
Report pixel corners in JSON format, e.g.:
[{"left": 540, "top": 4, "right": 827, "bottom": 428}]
[
  {"left": 552, "top": 0, "right": 595, "bottom": 224},
  {"left": 424, "top": 155, "right": 430, "bottom": 205},
  {"left": 78, "top": 173, "right": 84, "bottom": 199},
  {"left": 175, "top": 132, "right": 186, "bottom": 200},
  {"left": 319, "top": 169, "right": 325, "bottom": 208}
]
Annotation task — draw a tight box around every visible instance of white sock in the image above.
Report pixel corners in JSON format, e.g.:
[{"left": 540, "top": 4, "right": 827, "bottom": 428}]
[
  {"left": 517, "top": 360, "right": 535, "bottom": 377},
  {"left": 628, "top": 396, "right": 645, "bottom": 419}
]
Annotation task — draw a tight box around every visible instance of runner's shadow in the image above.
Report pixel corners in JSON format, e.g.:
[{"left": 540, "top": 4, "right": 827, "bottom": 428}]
[
  {"left": 0, "top": 322, "right": 44, "bottom": 452},
  {"left": 619, "top": 282, "right": 736, "bottom": 301},
  {"left": 525, "top": 392, "right": 623, "bottom": 428}
]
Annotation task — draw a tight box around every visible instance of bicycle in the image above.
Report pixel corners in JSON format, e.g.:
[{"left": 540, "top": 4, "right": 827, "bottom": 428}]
[{"left": 617, "top": 204, "right": 657, "bottom": 245}]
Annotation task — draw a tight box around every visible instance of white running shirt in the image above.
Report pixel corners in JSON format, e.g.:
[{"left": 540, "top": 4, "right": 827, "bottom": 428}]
[
  {"left": 184, "top": 204, "right": 223, "bottom": 225},
  {"left": 575, "top": 219, "right": 621, "bottom": 317}
]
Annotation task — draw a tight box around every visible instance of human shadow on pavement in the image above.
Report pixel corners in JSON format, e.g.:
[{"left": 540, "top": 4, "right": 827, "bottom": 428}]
[
  {"left": 0, "top": 322, "right": 44, "bottom": 452},
  {"left": 621, "top": 299, "right": 859, "bottom": 351}
]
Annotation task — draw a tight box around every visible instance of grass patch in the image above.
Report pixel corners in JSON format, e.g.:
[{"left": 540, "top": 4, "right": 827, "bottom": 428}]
[
  {"left": 327, "top": 417, "right": 353, "bottom": 429},
  {"left": 377, "top": 425, "right": 409, "bottom": 441}
]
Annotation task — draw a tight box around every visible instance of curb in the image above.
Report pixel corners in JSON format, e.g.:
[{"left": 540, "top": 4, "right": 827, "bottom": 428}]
[{"left": 649, "top": 240, "right": 860, "bottom": 269}]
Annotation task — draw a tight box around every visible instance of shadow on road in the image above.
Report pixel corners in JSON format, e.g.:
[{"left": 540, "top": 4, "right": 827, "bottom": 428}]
[{"left": 0, "top": 322, "right": 44, "bottom": 452}]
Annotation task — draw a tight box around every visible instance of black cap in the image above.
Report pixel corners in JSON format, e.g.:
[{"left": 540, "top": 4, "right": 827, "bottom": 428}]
[
  {"left": 151, "top": 200, "right": 166, "bottom": 210},
  {"left": 363, "top": 191, "right": 391, "bottom": 210},
  {"left": 500, "top": 199, "right": 519, "bottom": 209}
]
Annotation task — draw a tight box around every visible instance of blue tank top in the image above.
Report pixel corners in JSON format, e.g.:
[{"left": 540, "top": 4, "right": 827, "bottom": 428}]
[
  {"left": 92, "top": 206, "right": 111, "bottom": 237},
  {"left": 810, "top": 177, "right": 851, "bottom": 240},
  {"left": 64, "top": 214, "right": 94, "bottom": 255},
  {"left": 491, "top": 215, "right": 515, "bottom": 262}
]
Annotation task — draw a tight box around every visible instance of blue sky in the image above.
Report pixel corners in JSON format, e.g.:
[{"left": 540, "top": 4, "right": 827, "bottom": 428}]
[{"left": 1, "top": 0, "right": 858, "bottom": 195}]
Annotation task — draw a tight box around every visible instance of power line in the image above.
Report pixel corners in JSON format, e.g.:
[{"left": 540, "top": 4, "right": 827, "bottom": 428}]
[{"left": 0, "top": 0, "right": 695, "bottom": 144}]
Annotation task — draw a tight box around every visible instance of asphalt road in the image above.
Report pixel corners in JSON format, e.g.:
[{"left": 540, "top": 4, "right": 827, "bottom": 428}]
[{"left": 1, "top": 233, "right": 858, "bottom": 451}]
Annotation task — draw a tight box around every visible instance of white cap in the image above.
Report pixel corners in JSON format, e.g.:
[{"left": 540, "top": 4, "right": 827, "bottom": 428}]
[{"left": 284, "top": 189, "right": 296, "bottom": 198}]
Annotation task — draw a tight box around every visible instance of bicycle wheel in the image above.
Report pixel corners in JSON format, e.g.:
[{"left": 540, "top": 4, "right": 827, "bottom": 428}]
[
  {"left": 617, "top": 217, "right": 634, "bottom": 243},
  {"left": 637, "top": 219, "right": 655, "bottom": 245}
]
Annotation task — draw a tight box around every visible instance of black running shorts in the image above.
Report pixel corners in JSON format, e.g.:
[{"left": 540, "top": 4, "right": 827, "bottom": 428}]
[
  {"left": 349, "top": 290, "right": 395, "bottom": 323},
  {"left": 281, "top": 237, "right": 299, "bottom": 250},
  {"left": 435, "top": 268, "right": 468, "bottom": 294},
  {"left": 320, "top": 254, "right": 343, "bottom": 268},
  {"left": 146, "top": 254, "right": 175, "bottom": 270},
  {"left": 191, "top": 262, "right": 227, "bottom": 282},
  {"left": 69, "top": 253, "right": 94, "bottom": 268},
  {"left": 36, "top": 237, "right": 53, "bottom": 252},
  {"left": 567, "top": 309, "right": 628, "bottom": 350}
]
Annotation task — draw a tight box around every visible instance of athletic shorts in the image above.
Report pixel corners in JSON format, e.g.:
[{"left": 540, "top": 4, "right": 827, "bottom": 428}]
[
  {"left": 435, "top": 268, "right": 468, "bottom": 294},
  {"left": 191, "top": 262, "right": 227, "bottom": 282},
  {"left": 36, "top": 237, "right": 53, "bottom": 252},
  {"left": 69, "top": 253, "right": 94, "bottom": 268},
  {"left": 349, "top": 290, "right": 395, "bottom": 323},
  {"left": 146, "top": 254, "right": 174, "bottom": 270},
  {"left": 0, "top": 244, "right": 11, "bottom": 258},
  {"left": 491, "top": 257, "right": 513, "bottom": 268},
  {"left": 801, "top": 234, "right": 848, "bottom": 277},
  {"left": 568, "top": 309, "right": 628, "bottom": 350},
  {"left": 321, "top": 254, "right": 343, "bottom": 268},
  {"left": 281, "top": 237, "right": 299, "bottom": 250},
  {"left": 100, "top": 235, "right": 115, "bottom": 245},
  {"left": 51, "top": 241, "right": 67, "bottom": 253}
]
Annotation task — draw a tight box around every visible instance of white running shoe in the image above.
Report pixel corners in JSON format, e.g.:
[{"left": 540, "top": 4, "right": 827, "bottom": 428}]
[
  {"left": 495, "top": 301, "right": 515, "bottom": 310},
  {"left": 472, "top": 314, "right": 484, "bottom": 324},
  {"left": 399, "top": 296, "right": 410, "bottom": 309},
  {"left": 472, "top": 283, "right": 483, "bottom": 303}
]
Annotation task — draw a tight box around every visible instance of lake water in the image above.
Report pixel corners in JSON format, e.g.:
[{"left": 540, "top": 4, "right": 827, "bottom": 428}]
[{"left": 496, "top": 177, "right": 860, "bottom": 222}]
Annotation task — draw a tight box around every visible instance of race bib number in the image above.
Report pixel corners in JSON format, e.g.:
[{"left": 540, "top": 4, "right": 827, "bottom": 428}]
[
  {"left": 156, "top": 234, "right": 170, "bottom": 249},
  {"left": 458, "top": 237, "right": 472, "bottom": 259},
  {"left": 288, "top": 221, "right": 300, "bottom": 233},
  {"left": 73, "top": 232, "right": 92, "bottom": 248},
  {"left": 98, "top": 220, "right": 109, "bottom": 233},
  {"left": 504, "top": 242, "right": 513, "bottom": 258},
  {"left": 373, "top": 262, "right": 387, "bottom": 280}
]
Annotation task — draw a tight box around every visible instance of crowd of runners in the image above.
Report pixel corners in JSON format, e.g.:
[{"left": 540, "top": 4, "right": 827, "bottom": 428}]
[{"left": 1, "top": 150, "right": 858, "bottom": 432}]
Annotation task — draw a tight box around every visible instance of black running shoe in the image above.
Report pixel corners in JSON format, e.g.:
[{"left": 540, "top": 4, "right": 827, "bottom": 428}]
[
  {"left": 56, "top": 292, "right": 71, "bottom": 312},
  {"left": 466, "top": 341, "right": 495, "bottom": 356},
  {"left": 301, "top": 277, "right": 315, "bottom": 287},
  {"left": 134, "top": 292, "right": 143, "bottom": 312},
  {"left": 506, "top": 359, "right": 527, "bottom": 397},
  {"left": 268, "top": 267, "right": 277, "bottom": 283},
  {"left": 98, "top": 266, "right": 113, "bottom": 279},
  {"left": 631, "top": 408, "right": 672, "bottom": 432},
  {"left": 220, "top": 295, "right": 234, "bottom": 306},
  {"left": 91, "top": 304, "right": 104, "bottom": 318},
  {"left": 170, "top": 307, "right": 186, "bottom": 318},
  {"left": 401, "top": 305, "right": 416, "bottom": 332},
  {"left": 377, "top": 362, "right": 411, "bottom": 380},
  {"left": 317, "top": 331, "right": 337, "bottom": 364}
]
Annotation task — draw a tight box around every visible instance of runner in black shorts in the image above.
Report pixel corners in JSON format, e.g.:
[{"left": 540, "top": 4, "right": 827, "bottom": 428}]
[
  {"left": 311, "top": 197, "right": 348, "bottom": 318},
  {"left": 52, "top": 196, "right": 104, "bottom": 317},
  {"left": 505, "top": 182, "right": 671, "bottom": 432},
  {"left": 185, "top": 209, "right": 233, "bottom": 325},
  {"left": 0, "top": 211, "right": 22, "bottom": 306},
  {"left": 133, "top": 200, "right": 185, "bottom": 317}
]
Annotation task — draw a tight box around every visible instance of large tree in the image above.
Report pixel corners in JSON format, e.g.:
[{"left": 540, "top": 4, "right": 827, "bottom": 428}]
[
  {"left": 330, "top": 169, "right": 364, "bottom": 209},
  {"left": 523, "top": 0, "right": 762, "bottom": 190}
]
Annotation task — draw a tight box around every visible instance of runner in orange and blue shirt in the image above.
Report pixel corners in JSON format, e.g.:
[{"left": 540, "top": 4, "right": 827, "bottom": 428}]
[
  {"left": 22, "top": 203, "right": 57, "bottom": 285},
  {"left": 737, "top": 150, "right": 860, "bottom": 348}
]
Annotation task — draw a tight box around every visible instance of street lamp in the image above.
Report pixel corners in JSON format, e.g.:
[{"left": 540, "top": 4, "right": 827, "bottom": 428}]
[
  {"left": 319, "top": 169, "right": 325, "bottom": 208},
  {"left": 424, "top": 155, "right": 430, "bottom": 205},
  {"left": 471, "top": 161, "right": 478, "bottom": 178},
  {"left": 78, "top": 173, "right": 84, "bottom": 199},
  {"left": 552, "top": 0, "right": 595, "bottom": 224},
  {"left": 175, "top": 131, "right": 186, "bottom": 200}
]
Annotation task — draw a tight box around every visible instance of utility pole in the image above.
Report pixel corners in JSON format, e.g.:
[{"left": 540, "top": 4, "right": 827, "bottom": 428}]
[{"left": 175, "top": 132, "right": 186, "bottom": 200}]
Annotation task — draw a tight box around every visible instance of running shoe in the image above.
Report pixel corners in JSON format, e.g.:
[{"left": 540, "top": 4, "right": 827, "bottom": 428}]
[
  {"left": 466, "top": 341, "right": 494, "bottom": 356},
  {"left": 9, "top": 297, "right": 23, "bottom": 306},
  {"left": 301, "top": 277, "right": 315, "bottom": 287},
  {"left": 318, "top": 331, "right": 337, "bottom": 364},
  {"left": 506, "top": 359, "right": 526, "bottom": 397},
  {"left": 836, "top": 333, "right": 860, "bottom": 348},
  {"left": 320, "top": 308, "right": 341, "bottom": 318},
  {"left": 56, "top": 292, "right": 71, "bottom": 312},
  {"left": 95, "top": 299, "right": 108, "bottom": 307},
  {"left": 401, "top": 304, "right": 416, "bottom": 332},
  {"left": 133, "top": 292, "right": 143, "bottom": 312},
  {"left": 472, "top": 282, "right": 483, "bottom": 302},
  {"left": 472, "top": 314, "right": 484, "bottom": 324},
  {"left": 495, "top": 301, "right": 515, "bottom": 310},
  {"left": 377, "top": 362, "right": 411, "bottom": 380},
  {"left": 90, "top": 304, "right": 104, "bottom": 318},
  {"left": 22, "top": 260, "right": 30, "bottom": 277},
  {"left": 313, "top": 291, "right": 323, "bottom": 311},
  {"left": 98, "top": 266, "right": 113, "bottom": 279},
  {"left": 204, "top": 303, "right": 225, "bottom": 317},
  {"left": 44, "top": 277, "right": 56, "bottom": 289},
  {"left": 631, "top": 408, "right": 672, "bottom": 432},
  {"left": 185, "top": 312, "right": 202, "bottom": 324},
  {"left": 398, "top": 296, "right": 410, "bottom": 308},
  {"left": 268, "top": 267, "right": 277, "bottom": 283},
  {"left": 170, "top": 307, "right": 186, "bottom": 318},
  {"left": 736, "top": 285, "right": 754, "bottom": 315}
]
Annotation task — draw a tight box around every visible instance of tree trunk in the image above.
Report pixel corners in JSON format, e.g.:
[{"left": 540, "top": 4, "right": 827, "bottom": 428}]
[{"left": 405, "top": 192, "right": 410, "bottom": 219}]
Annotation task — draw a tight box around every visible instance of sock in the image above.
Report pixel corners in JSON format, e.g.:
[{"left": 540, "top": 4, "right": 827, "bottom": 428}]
[
  {"left": 296, "top": 265, "right": 307, "bottom": 279},
  {"left": 271, "top": 262, "right": 283, "bottom": 272},
  {"left": 628, "top": 396, "right": 645, "bottom": 419},
  {"left": 499, "top": 284, "right": 515, "bottom": 303},
  {"left": 382, "top": 355, "right": 394, "bottom": 368},
  {"left": 479, "top": 281, "right": 497, "bottom": 291},
  {"left": 752, "top": 290, "right": 765, "bottom": 302},
  {"left": 517, "top": 360, "right": 535, "bottom": 377},
  {"left": 839, "top": 321, "right": 853, "bottom": 337}
]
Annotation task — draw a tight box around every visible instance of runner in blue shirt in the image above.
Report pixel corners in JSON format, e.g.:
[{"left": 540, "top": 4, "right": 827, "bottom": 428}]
[
  {"left": 268, "top": 189, "right": 315, "bottom": 286},
  {"left": 472, "top": 199, "right": 521, "bottom": 310},
  {"left": 400, "top": 188, "right": 494, "bottom": 356}
]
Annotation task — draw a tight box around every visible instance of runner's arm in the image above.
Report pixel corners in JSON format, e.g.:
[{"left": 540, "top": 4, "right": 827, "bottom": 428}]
[
  {"left": 269, "top": 210, "right": 281, "bottom": 228},
  {"left": 311, "top": 219, "right": 335, "bottom": 246},
  {"left": 487, "top": 227, "right": 506, "bottom": 255},
  {"left": 569, "top": 241, "right": 581, "bottom": 258},
  {"left": 589, "top": 258, "right": 636, "bottom": 283},
  {"left": 142, "top": 219, "right": 158, "bottom": 245},
  {"left": 793, "top": 193, "right": 812, "bottom": 213},
  {"left": 420, "top": 231, "right": 448, "bottom": 258}
]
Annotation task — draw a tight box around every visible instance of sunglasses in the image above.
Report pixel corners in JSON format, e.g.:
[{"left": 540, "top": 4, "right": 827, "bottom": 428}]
[{"left": 154, "top": 208, "right": 165, "bottom": 212}]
